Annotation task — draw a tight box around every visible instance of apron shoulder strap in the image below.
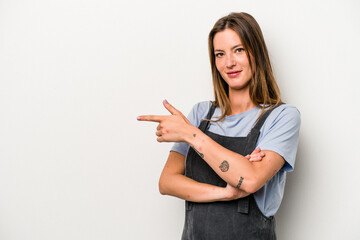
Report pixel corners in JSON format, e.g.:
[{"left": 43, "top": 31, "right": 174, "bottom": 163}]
[
  {"left": 243, "top": 103, "right": 283, "bottom": 155},
  {"left": 198, "top": 102, "right": 216, "bottom": 132},
  {"left": 251, "top": 103, "right": 283, "bottom": 132}
]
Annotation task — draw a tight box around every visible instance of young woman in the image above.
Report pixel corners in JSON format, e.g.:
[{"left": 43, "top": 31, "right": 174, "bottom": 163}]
[{"left": 138, "top": 12, "right": 300, "bottom": 239}]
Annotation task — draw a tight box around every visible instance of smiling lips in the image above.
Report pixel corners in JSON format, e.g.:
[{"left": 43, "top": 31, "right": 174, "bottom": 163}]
[{"left": 226, "top": 70, "right": 242, "bottom": 78}]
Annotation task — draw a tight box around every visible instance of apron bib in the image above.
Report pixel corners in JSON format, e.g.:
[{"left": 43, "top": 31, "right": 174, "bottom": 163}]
[{"left": 182, "top": 103, "right": 280, "bottom": 240}]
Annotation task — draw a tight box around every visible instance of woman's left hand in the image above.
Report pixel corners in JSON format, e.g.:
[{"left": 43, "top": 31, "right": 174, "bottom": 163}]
[
  {"left": 245, "top": 147, "right": 265, "bottom": 162},
  {"left": 137, "top": 100, "right": 193, "bottom": 143}
]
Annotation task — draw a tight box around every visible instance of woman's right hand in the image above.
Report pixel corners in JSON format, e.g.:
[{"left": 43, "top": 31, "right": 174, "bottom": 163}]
[{"left": 223, "top": 183, "right": 250, "bottom": 200}]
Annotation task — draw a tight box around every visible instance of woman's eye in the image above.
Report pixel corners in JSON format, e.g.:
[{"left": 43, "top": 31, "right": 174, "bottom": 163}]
[
  {"left": 215, "top": 52, "right": 224, "bottom": 57},
  {"left": 235, "top": 48, "right": 245, "bottom": 53}
]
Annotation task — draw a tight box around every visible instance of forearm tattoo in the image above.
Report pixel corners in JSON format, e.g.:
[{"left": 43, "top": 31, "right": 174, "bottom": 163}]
[
  {"left": 236, "top": 177, "right": 244, "bottom": 189},
  {"left": 219, "top": 160, "right": 229, "bottom": 172},
  {"left": 191, "top": 145, "right": 204, "bottom": 158},
  {"left": 191, "top": 133, "right": 204, "bottom": 158}
]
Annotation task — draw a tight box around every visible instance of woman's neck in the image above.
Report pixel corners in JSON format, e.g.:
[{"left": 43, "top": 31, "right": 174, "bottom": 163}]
[{"left": 228, "top": 87, "right": 256, "bottom": 115}]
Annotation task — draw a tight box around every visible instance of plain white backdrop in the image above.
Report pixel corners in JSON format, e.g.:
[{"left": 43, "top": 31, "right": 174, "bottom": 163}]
[{"left": 1, "top": 0, "right": 359, "bottom": 239}]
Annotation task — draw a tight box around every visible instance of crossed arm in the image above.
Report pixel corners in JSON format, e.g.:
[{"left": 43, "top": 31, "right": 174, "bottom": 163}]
[
  {"left": 158, "top": 149, "right": 264, "bottom": 202},
  {"left": 138, "top": 100, "right": 285, "bottom": 202}
]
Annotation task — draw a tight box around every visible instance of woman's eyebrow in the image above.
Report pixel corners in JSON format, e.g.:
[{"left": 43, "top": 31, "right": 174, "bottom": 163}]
[
  {"left": 214, "top": 44, "right": 243, "bottom": 52},
  {"left": 231, "top": 44, "right": 243, "bottom": 50}
]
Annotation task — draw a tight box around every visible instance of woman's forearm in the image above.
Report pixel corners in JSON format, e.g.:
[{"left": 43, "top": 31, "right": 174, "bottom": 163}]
[
  {"left": 158, "top": 151, "right": 249, "bottom": 202},
  {"left": 159, "top": 172, "right": 249, "bottom": 202}
]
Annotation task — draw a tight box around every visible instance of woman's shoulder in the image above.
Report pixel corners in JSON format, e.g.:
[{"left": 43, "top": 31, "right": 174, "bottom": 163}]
[
  {"left": 266, "top": 103, "right": 301, "bottom": 129},
  {"left": 272, "top": 103, "right": 300, "bottom": 119}
]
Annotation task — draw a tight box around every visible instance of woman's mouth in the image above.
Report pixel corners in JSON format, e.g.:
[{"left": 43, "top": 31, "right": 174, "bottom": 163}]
[{"left": 226, "top": 70, "right": 242, "bottom": 78}]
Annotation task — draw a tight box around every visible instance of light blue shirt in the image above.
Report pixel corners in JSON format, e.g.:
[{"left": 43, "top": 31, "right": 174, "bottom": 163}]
[{"left": 171, "top": 101, "right": 301, "bottom": 217}]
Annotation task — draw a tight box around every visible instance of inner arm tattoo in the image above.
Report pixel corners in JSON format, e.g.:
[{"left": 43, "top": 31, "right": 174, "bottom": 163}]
[
  {"left": 219, "top": 160, "right": 229, "bottom": 172},
  {"left": 236, "top": 177, "right": 244, "bottom": 189}
]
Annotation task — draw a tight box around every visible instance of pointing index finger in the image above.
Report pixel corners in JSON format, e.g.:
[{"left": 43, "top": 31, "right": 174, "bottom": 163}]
[{"left": 137, "top": 115, "right": 166, "bottom": 122}]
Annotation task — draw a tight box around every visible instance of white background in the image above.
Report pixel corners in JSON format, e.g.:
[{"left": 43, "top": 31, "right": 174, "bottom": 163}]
[{"left": 1, "top": 0, "right": 359, "bottom": 239}]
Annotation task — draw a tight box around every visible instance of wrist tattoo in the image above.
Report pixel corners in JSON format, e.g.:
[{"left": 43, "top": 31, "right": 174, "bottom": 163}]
[
  {"left": 236, "top": 177, "right": 244, "bottom": 189},
  {"left": 219, "top": 160, "right": 229, "bottom": 172},
  {"left": 191, "top": 145, "right": 204, "bottom": 158}
]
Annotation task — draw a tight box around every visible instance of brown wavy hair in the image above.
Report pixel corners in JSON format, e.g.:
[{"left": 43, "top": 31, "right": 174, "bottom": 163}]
[{"left": 208, "top": 12, "right": 282, "bottom": 121}]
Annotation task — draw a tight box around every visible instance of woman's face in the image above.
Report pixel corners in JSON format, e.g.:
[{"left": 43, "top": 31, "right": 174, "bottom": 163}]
[{"left": 213, "top": 29, "right": 252, "bottom": 91}]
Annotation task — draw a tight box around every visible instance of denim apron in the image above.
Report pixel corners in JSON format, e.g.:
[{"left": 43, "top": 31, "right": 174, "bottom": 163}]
[{"left": 182, "top": 104, "right": 279, "bottom": 240}]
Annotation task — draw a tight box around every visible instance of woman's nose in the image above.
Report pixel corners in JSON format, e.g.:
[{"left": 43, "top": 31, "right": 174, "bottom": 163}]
[{"left": 225, "top": 54, "right": 236, "bottom": 68}]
